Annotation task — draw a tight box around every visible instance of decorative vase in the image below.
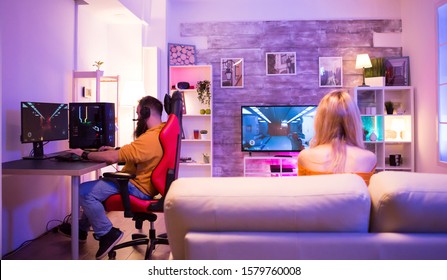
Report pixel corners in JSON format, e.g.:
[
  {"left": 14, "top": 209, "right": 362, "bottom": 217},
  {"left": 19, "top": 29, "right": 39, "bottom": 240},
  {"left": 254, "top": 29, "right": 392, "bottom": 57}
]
[{"left": 369, "top": 131, "right": 378, "bottom": 141}]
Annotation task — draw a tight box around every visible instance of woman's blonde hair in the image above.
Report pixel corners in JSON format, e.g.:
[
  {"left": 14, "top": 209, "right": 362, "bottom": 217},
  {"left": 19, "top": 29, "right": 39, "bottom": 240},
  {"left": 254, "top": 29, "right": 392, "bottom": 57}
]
[{"left": 311, "top": 90, "right": 364, "bottom": 172}]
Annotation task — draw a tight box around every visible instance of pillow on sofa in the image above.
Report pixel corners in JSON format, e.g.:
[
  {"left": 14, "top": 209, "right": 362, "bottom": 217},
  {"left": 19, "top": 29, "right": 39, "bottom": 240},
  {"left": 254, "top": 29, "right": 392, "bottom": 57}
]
[{"left": 369, "top": 171, "right": 447, "bottom": 233}]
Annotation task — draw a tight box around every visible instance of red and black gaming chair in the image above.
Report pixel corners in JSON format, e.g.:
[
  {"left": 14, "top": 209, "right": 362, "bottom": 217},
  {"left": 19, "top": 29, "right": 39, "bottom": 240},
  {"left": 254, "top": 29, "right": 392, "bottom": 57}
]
[{"left": 102, "top": 91, "right": 182, "bottom": 259}]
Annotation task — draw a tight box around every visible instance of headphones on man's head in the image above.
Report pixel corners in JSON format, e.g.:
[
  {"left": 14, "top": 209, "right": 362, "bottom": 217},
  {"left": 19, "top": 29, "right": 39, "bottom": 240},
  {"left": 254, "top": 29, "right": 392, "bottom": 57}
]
[{"left": 139, "top": 105, "right": 151, "bottom": 120}]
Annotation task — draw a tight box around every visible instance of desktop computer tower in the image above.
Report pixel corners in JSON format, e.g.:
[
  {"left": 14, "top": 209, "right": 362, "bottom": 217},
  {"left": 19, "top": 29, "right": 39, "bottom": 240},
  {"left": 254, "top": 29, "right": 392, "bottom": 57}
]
[{"left": 69, "top": 102, "right": 115, "bottom": 149}]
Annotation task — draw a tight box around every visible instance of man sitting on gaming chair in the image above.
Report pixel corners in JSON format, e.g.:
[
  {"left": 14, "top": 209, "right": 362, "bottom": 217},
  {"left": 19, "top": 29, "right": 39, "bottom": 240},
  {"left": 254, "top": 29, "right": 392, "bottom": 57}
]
[{"left": 59, "top": 95, "right": 165, "bottom": 259}]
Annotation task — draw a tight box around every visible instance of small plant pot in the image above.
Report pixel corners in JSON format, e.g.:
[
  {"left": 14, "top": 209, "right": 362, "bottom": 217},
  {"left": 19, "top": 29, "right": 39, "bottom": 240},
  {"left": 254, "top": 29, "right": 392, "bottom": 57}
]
[{"left": 385, "top": 102, "right": 394, "bottom": 115}]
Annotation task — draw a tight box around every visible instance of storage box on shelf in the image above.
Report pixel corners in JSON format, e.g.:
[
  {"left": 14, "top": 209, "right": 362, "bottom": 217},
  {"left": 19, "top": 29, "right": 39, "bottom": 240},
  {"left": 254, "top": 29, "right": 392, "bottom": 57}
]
[
  {"left": 354, "top": 86, "right": 414, "bottom": 172},
  {"left": 244, "top": 156, "right": 298, "bottom": 177},
  {"left": 169, "top": 65, "right": 213, "bottom": 177}
]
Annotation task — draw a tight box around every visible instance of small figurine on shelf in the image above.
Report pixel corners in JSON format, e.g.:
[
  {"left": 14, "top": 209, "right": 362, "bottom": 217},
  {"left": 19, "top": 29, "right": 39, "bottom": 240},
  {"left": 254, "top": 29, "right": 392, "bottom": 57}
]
[
  {"left": 203, "top": 153, "right": 210, "bottom": 164},
  {"left": 93, "top": 60, "right": 104, "bottom": 71},
  {"left": 369, "top": 130, "right": 378, "bottom": 141}
]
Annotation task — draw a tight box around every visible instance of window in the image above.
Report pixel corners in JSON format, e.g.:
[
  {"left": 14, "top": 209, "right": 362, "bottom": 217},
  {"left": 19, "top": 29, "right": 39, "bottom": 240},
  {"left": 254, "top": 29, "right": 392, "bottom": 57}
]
[{"left": 438, "top": 1, "right": 447, "bottom": 164}]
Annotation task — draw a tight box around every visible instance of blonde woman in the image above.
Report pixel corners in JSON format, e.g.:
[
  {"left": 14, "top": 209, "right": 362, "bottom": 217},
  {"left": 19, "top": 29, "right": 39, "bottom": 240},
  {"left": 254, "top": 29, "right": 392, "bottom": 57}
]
[{"left": 298, "top": 90, "right": 376, "bottom": 185}]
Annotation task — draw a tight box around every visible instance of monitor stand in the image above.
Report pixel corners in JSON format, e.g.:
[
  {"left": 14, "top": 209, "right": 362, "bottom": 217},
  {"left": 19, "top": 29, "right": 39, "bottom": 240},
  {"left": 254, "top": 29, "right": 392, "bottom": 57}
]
[{"left": 23, "top": 141, "right": 47, "bottom": 160}]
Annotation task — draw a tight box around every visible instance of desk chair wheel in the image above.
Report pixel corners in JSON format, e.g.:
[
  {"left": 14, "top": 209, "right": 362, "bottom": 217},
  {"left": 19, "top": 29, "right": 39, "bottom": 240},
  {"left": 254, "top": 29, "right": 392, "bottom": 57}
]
[{"left": 108, "top": 250, "right": 117, "bottom": 260}]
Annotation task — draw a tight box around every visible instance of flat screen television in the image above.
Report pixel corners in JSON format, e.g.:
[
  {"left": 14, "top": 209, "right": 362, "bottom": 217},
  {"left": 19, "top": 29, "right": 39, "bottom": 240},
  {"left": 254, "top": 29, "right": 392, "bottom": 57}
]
[
  {"left": 241, "top": 105, "right": 317, "bottom": 153},
  {"left": 20, "top": 101, "right": 69, "bottom": 159}
]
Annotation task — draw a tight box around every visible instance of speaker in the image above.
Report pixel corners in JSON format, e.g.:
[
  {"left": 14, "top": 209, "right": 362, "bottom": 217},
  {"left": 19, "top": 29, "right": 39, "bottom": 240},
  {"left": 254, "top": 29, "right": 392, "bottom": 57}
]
[{"left": 176, "top": 82, "right": 190, "bottom": 90}]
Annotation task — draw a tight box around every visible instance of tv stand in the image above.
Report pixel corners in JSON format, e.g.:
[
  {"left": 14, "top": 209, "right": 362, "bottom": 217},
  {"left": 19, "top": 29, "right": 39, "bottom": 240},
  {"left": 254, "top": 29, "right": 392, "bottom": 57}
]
[{"left": 243, "top": 155, "right": 298, "bottom": 177}]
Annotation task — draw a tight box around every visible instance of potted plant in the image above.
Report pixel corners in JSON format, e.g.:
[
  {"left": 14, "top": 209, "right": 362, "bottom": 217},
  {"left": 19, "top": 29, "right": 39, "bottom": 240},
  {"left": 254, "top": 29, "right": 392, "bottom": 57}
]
[
  {"left": 364, "top": 57, "right": 385, "bottom": 86},
  {"left": 196, "top": 80, "right": 211, "bottom": 114},
  {"left": 385, "top": 101, "right": 394, "bottom": 115},
  {"left": 92, "top": 60, "right": 104, "bottom": 71},
  {"left": 199, "top": 129, "right": 208, "bottom": 139}
]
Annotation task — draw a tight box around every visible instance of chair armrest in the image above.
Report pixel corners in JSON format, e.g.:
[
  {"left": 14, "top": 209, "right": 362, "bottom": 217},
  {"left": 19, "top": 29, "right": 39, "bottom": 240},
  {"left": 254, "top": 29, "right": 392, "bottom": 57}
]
[
  {"left": 103, "top": 171, "right": 136, "bottom": 180},
  {"left": 103, "top": 172, "right": 136, "bottom": 218}
]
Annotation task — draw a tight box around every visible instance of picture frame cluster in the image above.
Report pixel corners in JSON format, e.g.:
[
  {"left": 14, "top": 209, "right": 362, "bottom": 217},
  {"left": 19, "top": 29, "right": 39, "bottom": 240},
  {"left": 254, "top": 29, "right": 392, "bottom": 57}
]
[{"left": 168, "top": 42, "right": 410, "bottom": 89}]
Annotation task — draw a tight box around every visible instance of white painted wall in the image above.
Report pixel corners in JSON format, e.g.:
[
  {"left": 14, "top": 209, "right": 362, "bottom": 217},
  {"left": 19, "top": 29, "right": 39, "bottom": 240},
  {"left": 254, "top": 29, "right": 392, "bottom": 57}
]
[
  {"left": 144, "top": 0, "right": 168, "bottom": 97},
  {"left": 401, "top": 0, "right": 447, "bottom": 173},
  {"left": 1, "top": 0, "right": 74, "bottom": 255}
]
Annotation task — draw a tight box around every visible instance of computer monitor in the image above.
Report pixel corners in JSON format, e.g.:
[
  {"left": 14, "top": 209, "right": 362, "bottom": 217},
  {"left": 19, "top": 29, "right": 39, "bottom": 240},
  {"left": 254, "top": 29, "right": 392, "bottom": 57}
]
[
  {"left": 20, "top": 101, "right": 69, "bottom": 159},
  {"left": 69, "top": 102, "right": 115, "bottom": 150}
]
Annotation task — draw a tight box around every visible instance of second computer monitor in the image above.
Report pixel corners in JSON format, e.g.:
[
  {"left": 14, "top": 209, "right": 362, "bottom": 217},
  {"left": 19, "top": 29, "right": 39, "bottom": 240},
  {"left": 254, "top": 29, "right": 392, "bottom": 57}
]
[{"left": 69, "top": 102, "right": 115, "bottom": 149}]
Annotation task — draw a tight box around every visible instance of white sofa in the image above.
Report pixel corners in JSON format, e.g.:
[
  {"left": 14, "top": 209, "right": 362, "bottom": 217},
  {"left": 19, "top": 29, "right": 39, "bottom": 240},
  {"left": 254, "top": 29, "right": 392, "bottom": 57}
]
[{"left": 164, "top": 171, "right": 447, "bottom": 260}]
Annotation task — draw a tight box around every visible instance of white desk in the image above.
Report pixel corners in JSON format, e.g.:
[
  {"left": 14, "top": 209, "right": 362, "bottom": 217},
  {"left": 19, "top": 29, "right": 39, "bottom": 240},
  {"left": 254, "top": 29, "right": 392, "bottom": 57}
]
[{"left": 2, "top": 158, "right": 107, "bottom": 260}]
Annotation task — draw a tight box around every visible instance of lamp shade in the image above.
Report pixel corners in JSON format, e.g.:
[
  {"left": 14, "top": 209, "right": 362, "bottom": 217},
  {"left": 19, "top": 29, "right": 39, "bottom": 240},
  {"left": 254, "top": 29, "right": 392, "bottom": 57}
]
[
  {"left": 392, "top": 118, "right": 406, "bottom": 131},
  {"left": 355, "top": 54, "right": 372, "bottom": 69}
]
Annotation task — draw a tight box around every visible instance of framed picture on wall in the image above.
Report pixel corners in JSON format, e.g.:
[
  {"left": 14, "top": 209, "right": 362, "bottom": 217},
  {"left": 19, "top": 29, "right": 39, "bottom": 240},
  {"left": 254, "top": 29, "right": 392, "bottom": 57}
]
[
  {"left": 168, "top": 43, "right": 196, "bottom": 66},
  {"left": 221, "top": 58, "right": 244, "bottom": 88},
  {"left": 384, "top": 56, "right": 410, "bottom": 86},
  {"left": 266, "top": 52, "right": 296, "bottom": 75},
  {"left": 319, "top": 57, "right": 343, "bottom": 87}
]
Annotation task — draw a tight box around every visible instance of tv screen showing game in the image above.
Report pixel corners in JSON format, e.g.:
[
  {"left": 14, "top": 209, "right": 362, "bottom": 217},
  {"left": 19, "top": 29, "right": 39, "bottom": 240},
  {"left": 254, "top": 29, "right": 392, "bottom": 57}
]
[{"left": 241, "top": 105, "right": 317, "bottom": 153}]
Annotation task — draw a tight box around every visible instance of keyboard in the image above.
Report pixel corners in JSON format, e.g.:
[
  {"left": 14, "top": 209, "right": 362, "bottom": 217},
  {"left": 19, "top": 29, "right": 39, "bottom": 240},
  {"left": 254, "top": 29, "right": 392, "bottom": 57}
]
[{"left": 54, "top": 152, "right": 82, "bottom": 162}]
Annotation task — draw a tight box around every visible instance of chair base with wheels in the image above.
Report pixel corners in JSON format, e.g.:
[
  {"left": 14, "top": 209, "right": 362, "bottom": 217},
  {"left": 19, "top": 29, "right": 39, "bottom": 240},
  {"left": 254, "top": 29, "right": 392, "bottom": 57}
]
[{"left": 106, "top": 212, "right": 168, "bottom": 260}]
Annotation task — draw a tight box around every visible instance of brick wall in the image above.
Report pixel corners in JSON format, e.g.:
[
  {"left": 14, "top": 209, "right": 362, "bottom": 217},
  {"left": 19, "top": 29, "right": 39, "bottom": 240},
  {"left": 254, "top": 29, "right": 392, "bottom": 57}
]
[{"left": 179, "top": 20, "right": 402, "bottom": 176}]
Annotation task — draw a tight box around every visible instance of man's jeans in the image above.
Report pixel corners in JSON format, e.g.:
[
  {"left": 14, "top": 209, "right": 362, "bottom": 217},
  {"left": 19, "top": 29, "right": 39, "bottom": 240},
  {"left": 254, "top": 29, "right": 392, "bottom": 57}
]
[{"left": 78, "top": 178, "right": 151, "bottom": 237}]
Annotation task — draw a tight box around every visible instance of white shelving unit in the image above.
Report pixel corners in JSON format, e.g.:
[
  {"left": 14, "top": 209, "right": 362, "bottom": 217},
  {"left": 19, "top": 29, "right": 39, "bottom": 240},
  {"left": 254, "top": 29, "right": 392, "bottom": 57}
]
[
  {"left": 244, "top": 156, "right": 298, "bottom": 177},
  {"left": 72, "top": 70, "right": 120, "bottom": 145},
  {"left": 354, "top": 86, "right": 414, "bottom": 172},
  {"left": 169, "top": 65, "right": 213, "bottom": 177}
]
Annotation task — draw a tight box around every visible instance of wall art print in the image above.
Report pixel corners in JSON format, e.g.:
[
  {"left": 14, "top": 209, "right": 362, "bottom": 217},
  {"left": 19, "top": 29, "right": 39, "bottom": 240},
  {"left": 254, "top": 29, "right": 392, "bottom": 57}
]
[
  {"left": 168, "top": 43, "right": 196, "bottom": 66},
  {"left": 384, "top": 56, "right": 410, "bottom": 86},
  {"left": 266, "top": 52, "right": 296, "bottom": 75},
  {"left": 221, "top": 58, "right": 244, "bottom": 88},
  {"left": 319, "top": 57, "right": 343, "bottom": 87}
]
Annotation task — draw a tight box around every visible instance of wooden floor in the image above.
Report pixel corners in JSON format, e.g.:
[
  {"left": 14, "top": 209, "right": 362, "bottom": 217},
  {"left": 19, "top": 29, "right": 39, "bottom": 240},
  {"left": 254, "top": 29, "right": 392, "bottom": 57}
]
[{"left": 3, "top": 211, "right": 171, "bottom": 260}]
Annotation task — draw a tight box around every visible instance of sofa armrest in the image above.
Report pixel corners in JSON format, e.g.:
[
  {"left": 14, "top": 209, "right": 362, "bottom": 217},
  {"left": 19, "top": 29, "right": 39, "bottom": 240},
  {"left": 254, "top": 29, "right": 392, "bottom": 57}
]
[{"left": 369, "top": 171, "right": 447, "bottom": 233}]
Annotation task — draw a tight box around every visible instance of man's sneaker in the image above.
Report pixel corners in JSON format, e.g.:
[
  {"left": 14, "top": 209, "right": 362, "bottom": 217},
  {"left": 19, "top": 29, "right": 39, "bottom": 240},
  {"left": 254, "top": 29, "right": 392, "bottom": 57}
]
[
  {"left": 58, "top": 222, "right": 88, "bottom": 243},
  {"left": 95, "top": 227, "right": 123, "bottom": 260}
]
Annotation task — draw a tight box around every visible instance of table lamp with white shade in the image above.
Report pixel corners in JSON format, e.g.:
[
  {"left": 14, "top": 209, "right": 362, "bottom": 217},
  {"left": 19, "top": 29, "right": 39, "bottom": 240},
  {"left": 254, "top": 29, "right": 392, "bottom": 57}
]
[{"left": 355, "top": 54, "right": 372, "bottom": 87}]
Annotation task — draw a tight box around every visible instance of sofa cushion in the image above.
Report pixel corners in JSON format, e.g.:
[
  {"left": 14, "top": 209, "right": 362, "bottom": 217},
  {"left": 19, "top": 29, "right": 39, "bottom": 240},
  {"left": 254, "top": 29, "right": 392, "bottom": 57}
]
[
  {"left": 369, "top": 171, "right": 447, "bottom": 233},
  {"left": 164, "top": 174, "right": 370, "bottom": 260},
  {"left": 184, "top": 232, "right": 447, "bottom": 260}
]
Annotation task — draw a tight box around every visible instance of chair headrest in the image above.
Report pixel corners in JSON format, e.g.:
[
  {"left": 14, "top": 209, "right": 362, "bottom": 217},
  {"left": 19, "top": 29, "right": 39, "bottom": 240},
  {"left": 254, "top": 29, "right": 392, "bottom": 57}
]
[{"left": 164, "top": 90, "right": 183, "bottom": 117}]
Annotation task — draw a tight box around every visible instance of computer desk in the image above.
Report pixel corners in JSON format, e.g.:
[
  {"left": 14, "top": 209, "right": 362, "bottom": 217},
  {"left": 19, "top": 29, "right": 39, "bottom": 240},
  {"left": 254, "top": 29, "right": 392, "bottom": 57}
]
[{"left": 2, "top": 158, "right": 107, "bottom": 260}]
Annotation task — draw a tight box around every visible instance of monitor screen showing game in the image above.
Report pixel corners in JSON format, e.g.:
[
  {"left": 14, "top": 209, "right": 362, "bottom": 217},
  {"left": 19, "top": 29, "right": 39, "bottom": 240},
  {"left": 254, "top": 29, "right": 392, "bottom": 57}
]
[
  {"left": 69, "top": 102, "right": 115, "bottom": 150},
  {"left": 241, "top": 105, "right": 317, "bottom": 153},
  {"left": 20, "top": 101, "right": 69, "bottom": 158}
]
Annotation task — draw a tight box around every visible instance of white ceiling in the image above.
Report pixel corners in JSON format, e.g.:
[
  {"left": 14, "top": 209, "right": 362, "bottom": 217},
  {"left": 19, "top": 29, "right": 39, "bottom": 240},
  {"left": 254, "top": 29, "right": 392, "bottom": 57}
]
[{"left": 81, "top": 0, "right": 145, "bottom": 24}]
